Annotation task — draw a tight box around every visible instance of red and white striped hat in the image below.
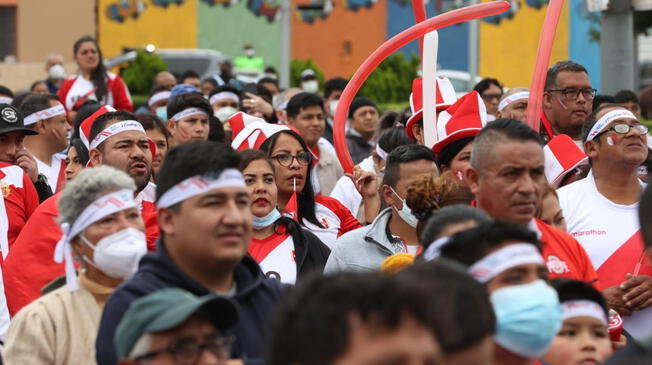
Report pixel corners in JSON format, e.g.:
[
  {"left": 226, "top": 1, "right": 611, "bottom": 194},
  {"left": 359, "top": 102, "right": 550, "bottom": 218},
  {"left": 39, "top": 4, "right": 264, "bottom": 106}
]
[
  {"left": 544, "top": 134, "right": 589, "bottom": 188},
  {"left": 230, "top": 112, "right": 290, "bottom": 151},
  {"left": 228, "top": 112, "right": 265, "bottom": 139},
  {"left": 405, "top": 77, "right": 456, "bottom": 140},
  {"left": 79, "top": 105, "right": 116, "bottom": 149},
  {"left": 432, "top": 91, "right": 486, "bottom": 155}
]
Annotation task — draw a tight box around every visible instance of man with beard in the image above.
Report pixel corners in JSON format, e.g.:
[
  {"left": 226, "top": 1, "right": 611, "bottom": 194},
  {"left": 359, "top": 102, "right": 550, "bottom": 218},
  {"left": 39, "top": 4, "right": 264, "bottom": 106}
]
[{"left": 87, "top": 110, "right": 159, "bottom": 250}]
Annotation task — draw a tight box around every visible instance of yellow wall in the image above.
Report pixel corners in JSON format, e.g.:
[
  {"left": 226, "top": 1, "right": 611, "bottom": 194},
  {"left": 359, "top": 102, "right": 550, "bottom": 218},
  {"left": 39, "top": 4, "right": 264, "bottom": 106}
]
[
  {"left": 479, "top": 1, "right": 569, "bottom": 88},
  {"left": 98, "top": 0, "right": 198, "bottom": 59}
]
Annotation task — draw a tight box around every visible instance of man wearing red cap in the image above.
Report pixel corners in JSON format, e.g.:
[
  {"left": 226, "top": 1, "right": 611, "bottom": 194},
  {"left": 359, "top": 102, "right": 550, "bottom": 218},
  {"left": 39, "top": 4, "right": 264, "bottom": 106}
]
[
  {"left": 466, "top": 118, "right": 599, "bottom": 286},
  {"left": 558, "top": 104, "right": 652, "bottom": 340},
  {"left": 541, "top": 61, "right": 595, "bottom": 143}
]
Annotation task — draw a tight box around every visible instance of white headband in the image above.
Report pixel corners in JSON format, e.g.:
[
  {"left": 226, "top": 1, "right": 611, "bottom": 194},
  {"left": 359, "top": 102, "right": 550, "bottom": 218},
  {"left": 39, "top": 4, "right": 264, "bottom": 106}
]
[
  {"left": 0, "top": 96, "right": 12, "bottom": 105},
  {"left": 498, "top": 91, "right": 529, "bottom": 112},
  {"left": 422, "top": 236, "right": 450, "bottom": 261},
  {"left": 170, "top": 107, "right": 209, "bottom": 122},
  {"left": 209, "top": 92, "right": 240, "bottom": 106},
  {"left": 561, "top": 300, "right": 607, "bottom": 325},
  {"left": 23, "top": 104, "right": 66, "bottom": 125},
  {"left": 89, "top": 120, "right": 146, "bottom": 150},
  {"left": 157, "top": 169, "right": 245, "bottom": 208},
  {"left": 276, "top": 100, "right": 289, "bottom": 111},
  {"left": 375, "top": 145, "right": 388, "bottom": 161},
  {"left": 468, "top": 243, "right": 544, "bottom": 283},
  {"left": 586, "top": 109, "right": 638, "bottom": 141},
  {"left": 147, "top": 91, "right": 171, "bottom": 107},
  {"left": 54, "top": 189, "right": 137, "bottom": 291}
]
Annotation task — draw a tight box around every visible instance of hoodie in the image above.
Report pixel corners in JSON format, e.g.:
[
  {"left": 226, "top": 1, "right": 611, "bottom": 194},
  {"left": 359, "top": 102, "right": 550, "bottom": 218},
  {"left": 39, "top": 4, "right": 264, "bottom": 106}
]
[{"left": 95, "top": 238, "right": 285, "bottom": 365}]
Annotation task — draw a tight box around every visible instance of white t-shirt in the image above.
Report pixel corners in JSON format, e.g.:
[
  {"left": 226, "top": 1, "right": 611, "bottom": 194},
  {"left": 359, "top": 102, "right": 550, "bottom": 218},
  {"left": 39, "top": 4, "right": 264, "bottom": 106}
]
[
  {"left": 35, "top": 154, "right": 64, "bottom": 192},
  {"left": 63, "top": 73, "right": 117, "bottom": 110},
  {"left": 249, "top": 233, "right": 297, "bottom": 284},
  {"left": 558, "top": 172, "right": 652, "bottom": 339}
]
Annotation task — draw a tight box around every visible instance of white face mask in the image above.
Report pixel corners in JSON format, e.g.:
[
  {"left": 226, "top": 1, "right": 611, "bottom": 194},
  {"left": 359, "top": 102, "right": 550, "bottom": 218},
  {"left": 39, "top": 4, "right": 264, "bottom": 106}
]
[
  {"left": 81, "top": 227, "right": 147, "bottom": 280},
  {"left": 329, "top": 100, "right": 339, "bottom": 116},
  {"left": 390, "top": 187, "right": 418, "bottom": 228},
  {"left": 302, "top": 80, "right": 319, "bottom": 94},
  {"left": 214, "top": 106, "right": 238, "bottom": 122},
  {"left": 245, "top": 49, "right": 255, "bottom": 57}
]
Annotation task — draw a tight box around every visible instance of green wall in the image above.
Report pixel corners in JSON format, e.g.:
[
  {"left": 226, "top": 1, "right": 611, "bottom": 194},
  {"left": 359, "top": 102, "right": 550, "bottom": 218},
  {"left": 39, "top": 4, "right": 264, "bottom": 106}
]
[{"left": 197, "top": 1, "right": 281, "bottom": 70}]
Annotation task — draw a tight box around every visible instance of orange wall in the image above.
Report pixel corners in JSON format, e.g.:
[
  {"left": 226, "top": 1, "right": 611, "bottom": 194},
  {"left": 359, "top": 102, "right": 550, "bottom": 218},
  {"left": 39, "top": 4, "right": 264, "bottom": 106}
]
[
  {"left": 17, "top": 0, "right": 95, "bottom": 62},
  {"left": 292, "top": 0, "right": 386, "bottom": 79}
]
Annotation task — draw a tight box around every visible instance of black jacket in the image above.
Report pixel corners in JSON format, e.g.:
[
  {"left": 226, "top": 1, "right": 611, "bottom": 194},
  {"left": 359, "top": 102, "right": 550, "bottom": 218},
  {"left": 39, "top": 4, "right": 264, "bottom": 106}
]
[
  {"left": 277, "top": 217, "right": 330, "bottom": 281},
  {"left": 346, "top": 132, "right": 372, "bottom": 165},
  {"left": 95, "top": 239, "right": 285, "bottom": 365}
]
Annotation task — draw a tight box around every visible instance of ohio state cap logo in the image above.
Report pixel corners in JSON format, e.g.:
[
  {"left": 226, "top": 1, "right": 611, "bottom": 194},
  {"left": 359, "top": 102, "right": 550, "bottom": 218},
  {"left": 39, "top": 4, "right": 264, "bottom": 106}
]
[{"left": 0, "top": 107, "right": 17, "bottom": 124}]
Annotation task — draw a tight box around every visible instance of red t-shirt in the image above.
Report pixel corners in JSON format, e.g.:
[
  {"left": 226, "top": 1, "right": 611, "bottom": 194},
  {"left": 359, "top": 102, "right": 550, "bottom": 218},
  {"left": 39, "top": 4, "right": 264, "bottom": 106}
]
[
  {"left": 533, "top": 219, "right": 601, "bottom": 290},
  {"left": 0, "top": 163, "right": 39, "bottom": 250}
]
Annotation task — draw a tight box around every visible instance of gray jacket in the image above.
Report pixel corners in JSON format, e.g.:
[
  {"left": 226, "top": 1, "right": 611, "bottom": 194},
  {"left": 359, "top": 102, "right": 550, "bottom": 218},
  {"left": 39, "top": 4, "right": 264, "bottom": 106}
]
[{"left": 324, "top": 208, "right": 404, "bottom": 273}]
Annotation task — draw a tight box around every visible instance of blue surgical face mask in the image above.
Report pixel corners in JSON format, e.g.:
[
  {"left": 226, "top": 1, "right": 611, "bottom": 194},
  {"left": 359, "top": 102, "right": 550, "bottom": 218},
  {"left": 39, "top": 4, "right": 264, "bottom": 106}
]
[
  {"left": 390, "top": 187, "right": 418, "bottom": 228},
  {"left": 490, "top": 279, "right": 561, "bottom": 359},
  {"left": 155, "top": 106, "right": 167, "bottom": 121},
  {"left": 253, "top": 208, "right": 282, "bottom": 230}
]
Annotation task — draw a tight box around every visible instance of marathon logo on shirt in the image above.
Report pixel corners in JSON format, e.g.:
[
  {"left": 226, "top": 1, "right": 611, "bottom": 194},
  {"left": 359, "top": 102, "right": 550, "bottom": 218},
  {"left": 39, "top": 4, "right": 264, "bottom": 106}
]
[{"left": 571, "top": 229, "right": 607, "bottom": 237}]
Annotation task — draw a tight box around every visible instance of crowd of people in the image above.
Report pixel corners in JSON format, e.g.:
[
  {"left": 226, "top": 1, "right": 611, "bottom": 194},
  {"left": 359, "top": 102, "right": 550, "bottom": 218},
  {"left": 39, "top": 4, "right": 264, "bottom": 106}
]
[{"left": 0, "top": 33, "right": 651, "bottom": 364}]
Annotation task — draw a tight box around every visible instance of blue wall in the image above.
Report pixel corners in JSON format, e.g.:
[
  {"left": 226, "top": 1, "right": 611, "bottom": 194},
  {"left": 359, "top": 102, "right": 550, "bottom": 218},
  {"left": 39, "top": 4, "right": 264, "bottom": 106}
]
[
  {"left": 386, "top": 0, "right": 469, "bottom": 71},
  {"left": 569, "top": 0, "right": 601, "bottom": 91}
]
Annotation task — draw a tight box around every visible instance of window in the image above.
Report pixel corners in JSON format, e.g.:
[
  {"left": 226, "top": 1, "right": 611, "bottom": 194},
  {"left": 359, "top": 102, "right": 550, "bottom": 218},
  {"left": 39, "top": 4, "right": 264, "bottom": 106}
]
[{"left": 0, "top": 6, "right": 17, "bottom": 61}]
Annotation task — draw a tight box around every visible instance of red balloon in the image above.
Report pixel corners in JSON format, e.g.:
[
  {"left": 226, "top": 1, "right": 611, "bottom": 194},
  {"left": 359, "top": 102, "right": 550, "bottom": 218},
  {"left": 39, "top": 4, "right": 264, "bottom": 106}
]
[
  {"left": 526, "top": 0, "right": 564, "bottom": 132},
  {"left": 334, "top": 1, "right": 511, "bottom": 173},
  {"left": 412, "top": 0, "right": 427, "bottom": 53}
]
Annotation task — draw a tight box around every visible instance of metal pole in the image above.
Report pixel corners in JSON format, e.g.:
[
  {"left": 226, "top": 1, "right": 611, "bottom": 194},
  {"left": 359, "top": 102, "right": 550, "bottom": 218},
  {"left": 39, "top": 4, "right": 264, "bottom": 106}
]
[
  {"left": 468, "top": 0, "right": 479, "bottom": 90},
  {"left": 280, "top": 0, "right": 292, "bottom": 89},
  {"left": 600, "top": 0, "right": 635, "bottom": 93}
]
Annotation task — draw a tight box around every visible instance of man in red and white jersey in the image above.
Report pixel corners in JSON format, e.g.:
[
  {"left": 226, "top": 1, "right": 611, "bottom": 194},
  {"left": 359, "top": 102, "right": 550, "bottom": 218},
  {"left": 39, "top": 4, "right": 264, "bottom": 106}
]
[
  {"left": 86, "top": 110, "right": 159, "bottom": 249},
  {"left": 0, "top": 104, "right": 40, "bottom": 338},
  {"left": 558, "top": 104, "right": 652, "bottom": 339},
  {"left": 19, "top": 94, "right": 70, "bottom": 193},
  {"left": 466, "top": 118, "right": 600, "bottom": 287},
  {"left": 0, "top": 104, "right": 40, "bottom": 252}
]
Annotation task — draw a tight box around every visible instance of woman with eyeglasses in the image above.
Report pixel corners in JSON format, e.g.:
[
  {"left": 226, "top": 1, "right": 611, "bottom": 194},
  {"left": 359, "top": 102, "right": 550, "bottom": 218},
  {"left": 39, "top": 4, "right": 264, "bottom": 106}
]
[
  {"left": 239, "top": 149, "right": 330, "bottom": 284},
  {"left": 259, "top": 129, "right": 362, "bottom": 248}
]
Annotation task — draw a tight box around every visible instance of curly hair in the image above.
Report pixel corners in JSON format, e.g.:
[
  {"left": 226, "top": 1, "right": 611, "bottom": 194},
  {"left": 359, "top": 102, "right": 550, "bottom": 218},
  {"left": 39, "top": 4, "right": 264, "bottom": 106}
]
[{"left": 405, "top": 174, "right": 462, "bottom": 237}]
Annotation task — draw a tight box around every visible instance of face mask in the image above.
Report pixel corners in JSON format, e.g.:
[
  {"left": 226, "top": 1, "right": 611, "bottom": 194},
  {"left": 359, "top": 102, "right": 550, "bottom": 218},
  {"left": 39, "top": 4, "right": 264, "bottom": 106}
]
[
  {"left": 214, "top": 106, "right": 238, "bottom": 122},
  {"left": 155, "top": 106, "right": 168, "bottom": 121},
  {"left": 81, "top": 227, "right": 147, "bottom": 280},
  {"left": 491, "top": 280, "right": 561, "bottom": 358},
  {"left": 253, "top": 208, "right": 282, "bottom": 230},
  {"left": 329, "top": 100, "right": 339, "bottom": 116},
  {"left": 48, "top": 64, "right": 66, "bottom": 79},
  {"left": 245, "top": 49, "right": 255, "bottom": 57},
  {"left": 302, "top": 80, "right": 319, "bottom": 94},
  {"left": 390, "top": 187, "right": 418, "bottom": 228}
]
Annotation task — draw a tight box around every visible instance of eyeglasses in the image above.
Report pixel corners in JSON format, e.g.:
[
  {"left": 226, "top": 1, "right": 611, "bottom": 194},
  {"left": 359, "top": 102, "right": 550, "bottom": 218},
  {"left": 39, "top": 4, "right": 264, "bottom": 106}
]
[
  {"left": 546, "top": 88, "right": 597, "bottom": 100},
  {"left": 481, "top": 93, "right": 502, "bottom": 102},
  {"left": 594, "top": 123, "right": 649, "bottom": 140},
  {"left": 271, "top": 152, "right": 312, "bottom": 167},
  {"left": 134, "top": 334, "right": 235, "bottom": 365}
]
